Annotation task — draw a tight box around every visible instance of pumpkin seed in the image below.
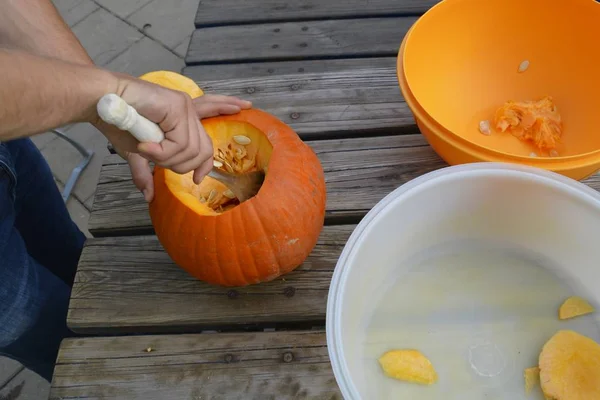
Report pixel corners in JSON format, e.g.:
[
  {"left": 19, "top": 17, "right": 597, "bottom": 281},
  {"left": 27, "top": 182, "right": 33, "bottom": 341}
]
[
  {"left": 223, "top": 160, "right": 234, "bottom": 173},
  {"left": 213, "top": 160, "right": 223, "bottom": 168},
  {"left": 549, "top": 149, "right": 559, "bottom": 157},
  {"left": 242, "top": 159, "right": 254, "bottom": 172},
  {"left": 518, "top": 60, "right": 530, "bottom": 73},
  {"left": 208, "top": 189, "right": 217, "bottom": 203},
  {"left": 223, "top": 189, "right": 236, "bottom": 199},
  {"left": 199, "top": 196, "right": 206, "bottom": 203},
  {"left": 233, "top": 135, "right": 251, "bottom": 145},
  {"left": 479, "top": 120, "right": 491, "bottom": 136},
  {"left": 529, "top": 152, "right": 537, "bottom": 157}
]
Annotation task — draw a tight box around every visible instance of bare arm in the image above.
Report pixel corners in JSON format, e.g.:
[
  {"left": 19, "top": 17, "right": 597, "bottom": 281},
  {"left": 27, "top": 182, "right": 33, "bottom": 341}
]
[
  {"left": 0, "top": 0, "right": 93, "bottom": 65},
  {"left": 0, "top": 48, "right": 117, "bottom": 140},
  {"left": 0, "top": 0, "right": 249, "bottom": 200}
]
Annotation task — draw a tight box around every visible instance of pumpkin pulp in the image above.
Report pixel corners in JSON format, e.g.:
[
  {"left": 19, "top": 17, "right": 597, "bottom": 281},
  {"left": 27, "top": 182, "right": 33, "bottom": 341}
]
[{"left": 164, "top": 120, "right": 273, "bottom": 215}]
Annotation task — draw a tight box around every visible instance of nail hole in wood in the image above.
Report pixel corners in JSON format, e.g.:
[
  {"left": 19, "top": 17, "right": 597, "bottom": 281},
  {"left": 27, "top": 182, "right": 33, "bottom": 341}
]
[
  {"left": 302, "top": 27, "right": 308, "bottom": 31},
  {"left": 272, "top": 44, "right": 279, "bottom": 49},
  {"left": 283, "top": 352, "right": 294, "bottom": 363},
  {"left": 227, "top": 290, "right": 239, "bottom": 299},
  {"left": 246, "top": 87, "right": 255, "bottom": 94},
  {"left": 290, "top": 112, "right": 300, "bottom": 120},
  {"left": 283, "top": 287, "right": 296, "bottom": 297},
  {"left": 273, "top": 28, "right": 281, "bottom": 32},
  {"left": 224, "top": 354, "right": 235, "bottom": 363},
  {"left": 291, "top": 84, "right": 299, "bottom": 91},
  {"left": 298, "top": 43, "right": 308, "bottom": 48}
]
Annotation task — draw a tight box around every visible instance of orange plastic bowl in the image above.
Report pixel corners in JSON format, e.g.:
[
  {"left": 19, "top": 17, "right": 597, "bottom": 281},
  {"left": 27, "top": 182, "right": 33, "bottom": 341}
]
[{"left": 398, "top": 0, "right": 600, "bottom": 180}]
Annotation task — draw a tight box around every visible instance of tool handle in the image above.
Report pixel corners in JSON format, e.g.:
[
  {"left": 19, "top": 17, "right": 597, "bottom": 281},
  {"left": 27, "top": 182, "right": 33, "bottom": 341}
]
[{"left": 96, "top": 93, "right": 164, "bottom": 143}]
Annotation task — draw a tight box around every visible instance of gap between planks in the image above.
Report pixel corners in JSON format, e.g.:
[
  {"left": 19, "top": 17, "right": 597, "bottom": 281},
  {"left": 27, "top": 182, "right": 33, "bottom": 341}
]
[
  {"left": 186, "top": 17, "right": 418, "bottom": 65},
  {"left": 194, "top": 0, "right": 440, "bottom": 28}
]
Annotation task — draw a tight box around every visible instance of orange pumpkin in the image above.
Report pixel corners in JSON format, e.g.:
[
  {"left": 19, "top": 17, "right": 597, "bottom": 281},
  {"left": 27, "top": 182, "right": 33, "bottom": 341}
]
[{"left": 141, "top": 71, "right": 327, "bottom": 286}]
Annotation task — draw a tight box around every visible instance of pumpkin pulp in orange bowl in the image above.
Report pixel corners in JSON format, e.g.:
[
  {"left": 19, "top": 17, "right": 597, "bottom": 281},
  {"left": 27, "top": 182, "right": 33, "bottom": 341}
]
[
  {"left": 398, "top": 0, "right": 600, "bottom": 180},
  {"left": 139, "top": 71, "right": 327, "bottom": 287}
]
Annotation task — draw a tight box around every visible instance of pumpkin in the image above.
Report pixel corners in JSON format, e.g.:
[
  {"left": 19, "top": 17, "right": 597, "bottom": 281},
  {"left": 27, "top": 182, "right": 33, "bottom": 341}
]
[
  {"left": 140, "top": 71, "right": 327, "bottom": 287},
  {"left": 139, "top": 70, "right": 204, "bottom": 98}
]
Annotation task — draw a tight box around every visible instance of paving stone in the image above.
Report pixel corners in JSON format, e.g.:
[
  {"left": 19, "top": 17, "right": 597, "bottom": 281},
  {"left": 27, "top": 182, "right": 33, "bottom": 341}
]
[
  {"left": 95, "top": 0, "right": 153, "bottom": 19},
  {"left": 128, "top": 0, "right": 200, "bottom": 49},
  {"left": 0, "top": 357, "right": 23, "bottom": 388},
  {"left": 104, "top": 36, "right": 184, "bottom": 77},
  {"left": 41, "top": 123, "right": 110, "bottom": 203},
  {"left": 55, "top": 180, "right": 92, "bottom": 238},
  {"left": 30, "top": 132, "right": 58, "bottom": 151},
  {"left": 173, "top": 34, "right": 191, "bottom": 58},
  {"left": 84, "top": 194, "right": 95, "bottom": 212},
  {"left": 0, "top": 368, "right": 49, "bottom": 400},
  {"left": 52, "top": 0, "right": 99, "bottom": 27},
  {"left": 71, "top": 8, "right": 143, "bottom": 65}
]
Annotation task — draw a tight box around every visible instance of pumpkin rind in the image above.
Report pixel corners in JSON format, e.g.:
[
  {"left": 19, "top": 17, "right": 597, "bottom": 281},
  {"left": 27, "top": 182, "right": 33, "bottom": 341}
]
[
  {"left": 141, "top": 71, "right": 326, "bottom": 286},
  {"left": 139, "top": 70, "right": 204, "bottom": 98}
]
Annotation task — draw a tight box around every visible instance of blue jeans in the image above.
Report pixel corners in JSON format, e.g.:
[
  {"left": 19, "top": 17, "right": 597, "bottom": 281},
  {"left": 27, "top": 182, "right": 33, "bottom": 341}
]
[{"left": 0, "top": 138, "right": 85, "bottom": 382}]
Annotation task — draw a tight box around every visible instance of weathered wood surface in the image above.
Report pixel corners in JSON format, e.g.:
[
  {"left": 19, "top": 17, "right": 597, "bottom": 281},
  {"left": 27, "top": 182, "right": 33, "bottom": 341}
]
[
  {"left": 184, "top": 56, "right": 395, "bottom": 85},
  {"left": 88, "top": 134, "right": 444, "bottom": 237},
  {"left": 195, "top": 0, "right": 439, "bottom": 27},
  {"left": 187, "top": 17, "right": 417, "bottom": 64},
  {"left": 197, "top": 61, "right": 414, "bottom": 139},
  {"left": 68, "top": 226, "right": 352, "bottom": 334},
  {"left": 50, "top": 331, "right": 339, "bottom": 400}
]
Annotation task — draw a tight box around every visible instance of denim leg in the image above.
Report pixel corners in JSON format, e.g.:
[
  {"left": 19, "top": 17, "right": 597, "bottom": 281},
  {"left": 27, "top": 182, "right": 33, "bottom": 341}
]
[
  {"left": 6, "top": 138, "right": 86, "bottom": 287},
  {"left": 0, "top": 138, "right": 85, "bottom": 382}
]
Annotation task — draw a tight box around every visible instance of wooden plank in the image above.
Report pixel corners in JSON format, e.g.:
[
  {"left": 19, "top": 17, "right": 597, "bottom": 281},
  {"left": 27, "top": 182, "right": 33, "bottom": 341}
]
[
  {"left": 186, "top": 17, "right": 417, "bottom": 64},
  {"left": 197, "top": 60, "right": 415, "bottom": 139},
  {"left": 183, "top": 56, "right": 395, "bottom": 81},
  {"left": 195, "top": 0, "right": 439, "bottom": 27},
  {"left": 68, "top": 225, "right": 351, "bottom": 333},
  {"left": 50, "top": 331, "right": 339, "bottom": 400},
  {"left": 88, "top": 134, "right": 443, "bottom": 237}
]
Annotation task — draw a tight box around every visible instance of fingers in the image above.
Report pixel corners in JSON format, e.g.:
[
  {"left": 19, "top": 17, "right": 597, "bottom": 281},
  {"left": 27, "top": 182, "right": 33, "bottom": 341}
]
[
  {"left": 137, "top": 94, "right": 213, "bottom": 177},
  {"left": 195, "top": 103, "right": 243, "bottom": 119},
  {"left": 128, "top": 153, "right": 154, "bottom": 202},
  {"left": 96, "top": 120, "right": 140, "bottom": 155},
  {"left": 194, "top": 94, "right": 252, "bottom": 109},
  {"left": 193, "top": 156, "right": 214, "bottom": 184}
]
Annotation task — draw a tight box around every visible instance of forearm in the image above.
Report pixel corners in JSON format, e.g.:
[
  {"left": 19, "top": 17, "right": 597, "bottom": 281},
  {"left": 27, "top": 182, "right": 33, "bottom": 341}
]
[
  {"left": 0, "top": 49, "right": 119, "bottom": 141},
  {"left": 0, "top": 0, "right": 93, "bottom": 65}
]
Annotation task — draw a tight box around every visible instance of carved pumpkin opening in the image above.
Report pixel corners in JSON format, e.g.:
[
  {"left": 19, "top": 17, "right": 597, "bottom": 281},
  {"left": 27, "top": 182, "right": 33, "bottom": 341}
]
[{"left": 163, "top": 120, "right": 273, "bottom": 215}]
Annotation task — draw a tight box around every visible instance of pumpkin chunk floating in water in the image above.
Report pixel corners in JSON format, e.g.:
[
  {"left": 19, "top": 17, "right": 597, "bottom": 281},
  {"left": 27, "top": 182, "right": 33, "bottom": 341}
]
[
  {"left": 524, "top": 366, "right": 540, "bottom": 394},
  {"left": 139, "top": 71, "right": 327, "bottom": 287},
  {"left": 539, "top": 330, "right": 600, "bottom": 400},
  {"left": 494, "top": 96, "right": 563, "bottom": 151},
  {"left": 378, "top": 349, "right": 438, "bottom": 385},
  {"left": 558, "top": 296, "right": 595, "bottom": 320}
]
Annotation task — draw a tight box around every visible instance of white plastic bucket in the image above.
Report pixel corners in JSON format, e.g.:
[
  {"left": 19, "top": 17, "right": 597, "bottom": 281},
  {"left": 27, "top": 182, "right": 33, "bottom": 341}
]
[{"left": 326, "top": 162, "right": 600, "bottom": 399}]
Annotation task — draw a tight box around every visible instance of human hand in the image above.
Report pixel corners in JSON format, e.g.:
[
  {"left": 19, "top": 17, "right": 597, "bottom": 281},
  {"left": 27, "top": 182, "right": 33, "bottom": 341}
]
[{"left": 97, "top": 78, "right": 252, "bottom": 202}]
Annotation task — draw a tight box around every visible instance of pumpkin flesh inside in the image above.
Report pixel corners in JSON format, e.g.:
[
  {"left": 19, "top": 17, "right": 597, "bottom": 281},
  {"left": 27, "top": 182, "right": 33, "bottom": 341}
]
[{"left": 164, "top": 120, "right": 273, "bottom": 216}]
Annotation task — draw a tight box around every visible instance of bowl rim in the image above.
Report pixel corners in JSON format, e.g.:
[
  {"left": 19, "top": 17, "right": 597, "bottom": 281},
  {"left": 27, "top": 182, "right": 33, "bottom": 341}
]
[
  {"left": 398, "top": 0, "right": 600, "bottom": 162},
  {"left": 325, "top": 162, "right": 600, "bottom": 399}
]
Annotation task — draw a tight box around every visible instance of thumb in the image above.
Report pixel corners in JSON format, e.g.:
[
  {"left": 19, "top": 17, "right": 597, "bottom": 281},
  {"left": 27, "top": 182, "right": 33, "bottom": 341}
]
[{"left": 128, "top": 153, "right": 154, "bottom": 202}]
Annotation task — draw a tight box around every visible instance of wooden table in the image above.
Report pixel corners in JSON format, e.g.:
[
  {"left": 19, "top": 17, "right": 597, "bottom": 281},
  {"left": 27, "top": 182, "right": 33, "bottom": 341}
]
[{"left": 48, "top": 1, "right": 600, "bottom": 398}]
